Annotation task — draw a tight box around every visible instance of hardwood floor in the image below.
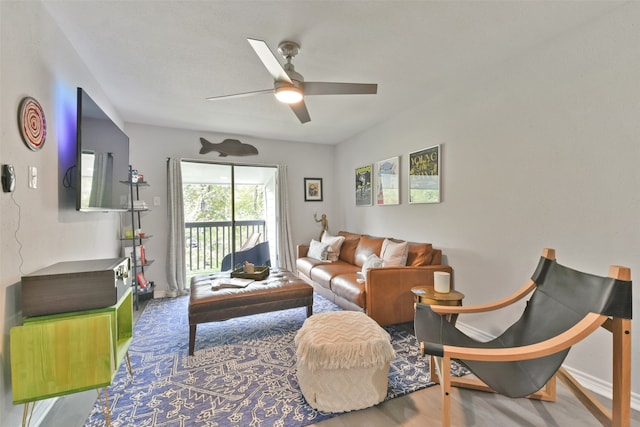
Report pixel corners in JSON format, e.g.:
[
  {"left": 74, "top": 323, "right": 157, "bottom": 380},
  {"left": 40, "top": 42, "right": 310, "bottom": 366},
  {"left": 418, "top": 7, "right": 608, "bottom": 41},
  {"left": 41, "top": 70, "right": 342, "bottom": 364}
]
[
  {"left": 39, "top": 301, "right": 640, "bottom": 427},
  {"left": 310, "top": 377, "right": 640, "bottom": 427}
]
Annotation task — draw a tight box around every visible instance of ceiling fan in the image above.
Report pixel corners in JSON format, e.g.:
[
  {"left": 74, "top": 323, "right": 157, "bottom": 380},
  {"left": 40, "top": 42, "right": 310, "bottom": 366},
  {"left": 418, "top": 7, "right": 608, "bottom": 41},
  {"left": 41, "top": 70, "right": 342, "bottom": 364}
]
[{"left": 206, "top": 38, "right": 378, "bottom": 124}]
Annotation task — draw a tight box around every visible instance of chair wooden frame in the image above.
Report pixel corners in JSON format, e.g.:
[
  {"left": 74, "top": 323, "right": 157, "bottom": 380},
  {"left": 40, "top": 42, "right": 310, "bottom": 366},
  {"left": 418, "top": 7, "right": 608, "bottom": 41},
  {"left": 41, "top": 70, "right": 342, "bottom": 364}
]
[
  {"left": 421, "top": 248, "right": 632, "bottom": 427},
  {"left": 239, "top": 232, "right": 261, "bottom": 251}
]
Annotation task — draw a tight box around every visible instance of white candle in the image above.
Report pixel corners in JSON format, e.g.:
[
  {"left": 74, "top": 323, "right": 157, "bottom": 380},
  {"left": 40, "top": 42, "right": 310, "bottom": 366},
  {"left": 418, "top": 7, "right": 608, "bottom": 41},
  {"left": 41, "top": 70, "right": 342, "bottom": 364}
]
[
  {"left": 245, "top": 262, "right": 254, "bottom": 273},
  {"left": 434, "top": 271, "right": 451, "bottom": 293}
]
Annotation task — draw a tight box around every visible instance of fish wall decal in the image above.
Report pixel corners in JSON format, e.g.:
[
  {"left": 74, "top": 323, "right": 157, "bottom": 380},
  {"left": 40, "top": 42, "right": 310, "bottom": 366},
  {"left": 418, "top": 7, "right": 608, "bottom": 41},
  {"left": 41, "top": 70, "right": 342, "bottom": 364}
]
[{"left": 199, "top": 137, "right": 259, "bottom": 157}]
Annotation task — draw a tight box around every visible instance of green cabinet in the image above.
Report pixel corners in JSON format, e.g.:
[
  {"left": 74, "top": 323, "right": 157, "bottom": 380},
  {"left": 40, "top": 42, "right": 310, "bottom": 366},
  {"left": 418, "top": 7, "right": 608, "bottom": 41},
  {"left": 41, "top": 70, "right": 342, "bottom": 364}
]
[{"left": 10, "top": 288, "right": 133, "bottom": 404}]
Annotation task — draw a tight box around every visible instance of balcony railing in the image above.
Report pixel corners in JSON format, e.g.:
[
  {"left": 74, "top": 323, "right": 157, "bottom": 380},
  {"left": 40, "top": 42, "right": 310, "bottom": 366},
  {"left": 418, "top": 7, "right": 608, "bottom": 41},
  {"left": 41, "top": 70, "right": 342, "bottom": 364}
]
[{"left": 185, "top": 220, "right": 266, "bottom": 273}]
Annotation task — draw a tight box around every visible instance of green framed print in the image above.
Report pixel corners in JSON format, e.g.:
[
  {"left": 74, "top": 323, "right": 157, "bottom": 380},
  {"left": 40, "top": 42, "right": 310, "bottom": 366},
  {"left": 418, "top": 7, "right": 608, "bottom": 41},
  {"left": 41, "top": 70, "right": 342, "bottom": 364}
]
[{"left": 409, "top": 145, "right": 440, "bottom": 204}]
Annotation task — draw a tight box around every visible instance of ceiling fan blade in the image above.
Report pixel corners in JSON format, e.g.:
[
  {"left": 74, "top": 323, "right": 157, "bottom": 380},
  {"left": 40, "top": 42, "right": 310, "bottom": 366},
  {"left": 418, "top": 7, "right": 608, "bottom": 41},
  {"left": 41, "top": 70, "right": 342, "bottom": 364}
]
[
  {"left": 304, "top": 82, "right": 378, "bottom": 96},
  {"left": 247, "top": 38, "right": 292, "bottom": 84},
  {"left": 290, "top": 101, "right": 311, "bottom": 124},
  {"left": 206, "top": 88, "right": 273, "bottom": 101}
]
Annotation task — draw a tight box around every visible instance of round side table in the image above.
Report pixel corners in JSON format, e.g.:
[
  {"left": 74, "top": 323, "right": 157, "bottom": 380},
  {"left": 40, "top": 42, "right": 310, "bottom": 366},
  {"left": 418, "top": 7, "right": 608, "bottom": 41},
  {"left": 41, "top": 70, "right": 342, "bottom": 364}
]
[
  {"left": 411, "top": 286, "right": 465, "bottom": 384},
  {"left": 411, "top": 287, "right": 464, "bottom": 308}
]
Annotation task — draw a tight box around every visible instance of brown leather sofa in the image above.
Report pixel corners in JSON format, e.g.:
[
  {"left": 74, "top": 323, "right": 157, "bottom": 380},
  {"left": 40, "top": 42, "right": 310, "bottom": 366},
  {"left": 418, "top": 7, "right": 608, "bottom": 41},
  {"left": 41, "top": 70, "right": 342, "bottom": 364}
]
[{"left": 296, "top": 231, "right": 453, "bottom": 326}]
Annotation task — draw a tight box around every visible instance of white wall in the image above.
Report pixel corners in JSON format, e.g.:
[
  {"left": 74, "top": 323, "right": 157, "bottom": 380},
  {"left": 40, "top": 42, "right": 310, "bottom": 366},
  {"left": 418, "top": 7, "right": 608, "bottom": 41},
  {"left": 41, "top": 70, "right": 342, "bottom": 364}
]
[
  {"left": 2, "top": 0, "right": 638, "bottom": 423},
  {"left": 336, "top": 2, "right": 640, "bottom": 402},
  {"left": 125, "top": 123, "right": 336, "bottom": 295},
  {"left": 0, "top": 2, "right": 125, "bottom": 425},
  {"left": 0, "top": 5, "right": 336, "bottom": 424},
  {"left": 0, "top": 2, "right": 335, "bottom": 423}
]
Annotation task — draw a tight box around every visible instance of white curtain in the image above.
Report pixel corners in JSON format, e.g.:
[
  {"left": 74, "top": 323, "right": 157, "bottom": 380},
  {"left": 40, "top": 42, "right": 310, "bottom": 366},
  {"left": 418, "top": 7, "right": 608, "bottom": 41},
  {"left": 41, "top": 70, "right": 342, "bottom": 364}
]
[
  {"left": 276, "top": 164, "right": 296, "bottom": 271},
  {"left": 166, "top": 158, "right": 188, "bottom": 296}
]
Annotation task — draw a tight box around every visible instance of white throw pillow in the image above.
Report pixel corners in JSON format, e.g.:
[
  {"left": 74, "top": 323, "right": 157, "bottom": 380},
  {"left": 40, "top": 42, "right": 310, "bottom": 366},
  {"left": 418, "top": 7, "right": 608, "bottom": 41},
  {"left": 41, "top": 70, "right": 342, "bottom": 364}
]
[
  {"left": 326, "top": 251, "right": 339, "bottom": 262},
  {"left": 361, "top": 254, "right": 383, "bottom": 276},
  {"left": 308, "top": 239, "right": 330, "bottom": 261},
  {"left": 380, "top": 239, "right": 409, "bottom": 267},
  {"left": 321, "top": 233, "right": 346, "bottom": 260}
]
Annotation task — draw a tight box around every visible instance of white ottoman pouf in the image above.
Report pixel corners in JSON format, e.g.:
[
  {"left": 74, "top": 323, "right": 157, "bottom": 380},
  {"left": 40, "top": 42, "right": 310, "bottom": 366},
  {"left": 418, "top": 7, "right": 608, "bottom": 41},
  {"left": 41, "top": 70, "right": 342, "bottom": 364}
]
[{"left": 294, "top": 311, "right": 396, "bottom": 412}]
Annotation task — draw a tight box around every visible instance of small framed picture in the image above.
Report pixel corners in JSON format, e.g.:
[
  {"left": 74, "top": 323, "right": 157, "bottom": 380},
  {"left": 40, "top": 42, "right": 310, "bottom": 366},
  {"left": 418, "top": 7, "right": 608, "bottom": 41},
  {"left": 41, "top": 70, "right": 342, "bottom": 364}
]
[
  {"left": 374, "top": 156, "right": 400, "bottom": 205},
  {"left": 304, "top": 178, "right": 323, "bottom": 201},
  {"left": 355, "top": 165, "right": 373, "bottom": 206}
]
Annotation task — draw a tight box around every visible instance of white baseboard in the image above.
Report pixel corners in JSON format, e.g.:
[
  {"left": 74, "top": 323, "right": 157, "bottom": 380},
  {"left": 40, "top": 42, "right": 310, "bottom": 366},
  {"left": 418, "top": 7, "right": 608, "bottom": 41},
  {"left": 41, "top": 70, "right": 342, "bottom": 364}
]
[
  {"left": 456, "top": 321, "right": 494, "bottom": 342},
  {"left": 561, "top": 365, "right": 640, "bottom": 411},
  {"left": 30, "top": 398, "right": 57, "bottom": 427},
  {"left": 456, "top": 321, "right": 640, "bottom": 411}
]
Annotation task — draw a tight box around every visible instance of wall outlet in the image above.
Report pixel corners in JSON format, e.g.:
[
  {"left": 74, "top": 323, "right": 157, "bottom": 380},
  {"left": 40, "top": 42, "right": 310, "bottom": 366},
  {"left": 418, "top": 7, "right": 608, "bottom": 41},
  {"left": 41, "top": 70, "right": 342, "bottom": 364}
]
[
  {"left": 28, "top": 166, "right": 37, "bottom": 189},
  {"left": 153, "top": 196, "right": 161, "bottom": 206}
]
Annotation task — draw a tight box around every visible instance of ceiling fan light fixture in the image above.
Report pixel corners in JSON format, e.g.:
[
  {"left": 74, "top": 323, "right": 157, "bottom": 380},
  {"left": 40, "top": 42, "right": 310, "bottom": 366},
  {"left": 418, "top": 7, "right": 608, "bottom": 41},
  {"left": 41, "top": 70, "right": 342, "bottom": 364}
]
[
  {"left": 207, "top": 38, "right": 379, "bottom": 124},
  {"left": 275, "top": 85, "right": 303, "bottom": 104}
]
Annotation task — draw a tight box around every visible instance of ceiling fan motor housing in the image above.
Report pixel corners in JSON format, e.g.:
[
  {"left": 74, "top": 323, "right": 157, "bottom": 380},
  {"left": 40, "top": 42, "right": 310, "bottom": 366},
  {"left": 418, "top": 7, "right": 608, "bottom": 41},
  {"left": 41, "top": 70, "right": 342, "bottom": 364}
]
[
  {"left": 277, "top": 41, "right": 300, "bottom": 59},
  {"left": 283, "top": 64, "right": 304, "bottom": 87},
  {"left": 278, "top": 41, "right": 304, "bottom": 89}
]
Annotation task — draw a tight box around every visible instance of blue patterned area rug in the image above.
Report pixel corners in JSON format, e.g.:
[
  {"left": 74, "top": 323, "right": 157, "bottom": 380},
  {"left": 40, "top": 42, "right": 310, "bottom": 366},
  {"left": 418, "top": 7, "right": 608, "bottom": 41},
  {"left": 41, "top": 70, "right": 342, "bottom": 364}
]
[{"left": 84, "top": 293, "right": 464, "bottom": 427}]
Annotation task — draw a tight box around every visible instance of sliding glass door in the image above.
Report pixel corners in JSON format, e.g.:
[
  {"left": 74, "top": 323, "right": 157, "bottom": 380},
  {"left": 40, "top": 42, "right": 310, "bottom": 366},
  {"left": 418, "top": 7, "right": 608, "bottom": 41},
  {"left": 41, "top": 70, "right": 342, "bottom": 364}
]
[{"left": 181, "top": 161, "right": 277, "bottom": 275}]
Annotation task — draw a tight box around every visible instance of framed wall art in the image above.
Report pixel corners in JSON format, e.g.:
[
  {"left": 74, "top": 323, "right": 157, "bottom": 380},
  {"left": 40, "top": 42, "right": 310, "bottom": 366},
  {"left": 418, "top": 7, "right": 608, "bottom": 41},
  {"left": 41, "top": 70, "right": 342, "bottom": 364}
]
[
  {"left": 18, "top": 96, "right": 47, "bottom": 151},
  {"left": 409, "top": 145, "right": 441, "bottom": 203},
  {"left": 374, "top": 156, "right": 400, "bottom": 205},
  {"left": 355, "top": 164, "right": 372, "bottom": 206},
  {"left": 304, "top": 177, "right": 323, "bottom": 202}
]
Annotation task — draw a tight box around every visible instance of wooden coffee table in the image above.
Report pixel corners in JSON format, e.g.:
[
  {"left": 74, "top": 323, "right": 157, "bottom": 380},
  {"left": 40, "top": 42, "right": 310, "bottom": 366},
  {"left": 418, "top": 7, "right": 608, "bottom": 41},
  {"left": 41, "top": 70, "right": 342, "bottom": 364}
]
[{"left": 188, "top": 269, "right": 313, "bottom": 355}]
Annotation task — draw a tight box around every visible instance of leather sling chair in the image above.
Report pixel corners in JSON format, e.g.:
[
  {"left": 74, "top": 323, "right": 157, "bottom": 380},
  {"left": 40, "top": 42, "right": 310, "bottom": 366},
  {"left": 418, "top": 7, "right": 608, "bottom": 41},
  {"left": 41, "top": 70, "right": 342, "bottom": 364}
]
[
  {"left": 415, "top": 248, "right": 632, "bottom": 427},
  {"left": 221, "top": 241, "right": 271, "bottom": 271}
]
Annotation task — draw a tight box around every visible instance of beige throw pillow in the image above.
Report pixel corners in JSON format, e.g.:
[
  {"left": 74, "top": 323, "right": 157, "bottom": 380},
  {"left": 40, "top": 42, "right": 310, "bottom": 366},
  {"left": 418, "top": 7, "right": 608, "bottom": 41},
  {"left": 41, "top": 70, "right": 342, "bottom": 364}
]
[
  {"left": 380, "top": 239, "right": 409, "bottom": 267},
  {"left": 308, "top": 239, "right": 330, "bottom": 261},
  {"left": 321, "top": 233, "right": 346, "bottom": 262}
]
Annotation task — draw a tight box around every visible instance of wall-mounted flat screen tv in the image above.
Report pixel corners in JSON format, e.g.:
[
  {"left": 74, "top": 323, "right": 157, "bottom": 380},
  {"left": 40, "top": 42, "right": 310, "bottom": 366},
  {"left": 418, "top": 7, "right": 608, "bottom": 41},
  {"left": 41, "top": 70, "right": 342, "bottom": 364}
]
[{"left": 76, "top": 87, "right": 130, "bottom": 212}]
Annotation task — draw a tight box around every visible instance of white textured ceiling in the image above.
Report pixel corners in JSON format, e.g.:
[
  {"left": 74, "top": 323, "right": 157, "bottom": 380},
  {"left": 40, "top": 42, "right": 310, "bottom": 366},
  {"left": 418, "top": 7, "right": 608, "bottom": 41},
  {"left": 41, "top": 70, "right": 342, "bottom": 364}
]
[{"left": 42, "top": 0, "right": 619, "bottom": 144}]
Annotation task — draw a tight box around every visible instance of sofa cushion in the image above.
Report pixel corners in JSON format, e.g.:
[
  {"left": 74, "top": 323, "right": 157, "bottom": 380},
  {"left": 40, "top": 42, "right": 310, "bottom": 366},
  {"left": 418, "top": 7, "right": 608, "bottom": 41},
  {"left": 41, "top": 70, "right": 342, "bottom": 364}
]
[
  {"left": 354, "top": 236, "right": 385, "bottom": 267},
  {"left": 337, "top": 231, "right": 361, "bottom": 264},
  {"left": 406, "top": 243, "right": 434, "bottom": 266},
  {"left": 308, "top": 239, "right": 330, "bottom": 261},
  {"left": 431, "top": 249, "right": 442, "bottom": 265},
  {"left": 309, "top": 261, "right": 360, "bottom": 290},
  {"left": 296, "top": 256, "right": 326, "bottom": 279},
  {"left": 331, "top": 273, "right": 366, "bottom": 308},
  {"left": 380, "top": 239, "right": 409, "bottom": 266}
]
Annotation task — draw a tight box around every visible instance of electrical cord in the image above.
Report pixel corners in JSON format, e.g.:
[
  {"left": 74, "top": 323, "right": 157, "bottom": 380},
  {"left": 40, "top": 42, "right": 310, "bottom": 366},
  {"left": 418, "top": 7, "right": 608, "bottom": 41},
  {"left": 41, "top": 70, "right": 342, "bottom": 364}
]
[
  {"left": 10, "top": 190, "right": 25, "bottom": 275},
  {"left": 63, "top": 165, "right": 76, "bottom": 189}
]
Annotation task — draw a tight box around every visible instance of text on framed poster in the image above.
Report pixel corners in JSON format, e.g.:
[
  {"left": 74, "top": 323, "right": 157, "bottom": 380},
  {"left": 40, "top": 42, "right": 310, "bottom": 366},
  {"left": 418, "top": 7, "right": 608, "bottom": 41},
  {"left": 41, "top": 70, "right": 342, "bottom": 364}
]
[{"left": 409, "top": 145, "right": 440, "bottom": 204}]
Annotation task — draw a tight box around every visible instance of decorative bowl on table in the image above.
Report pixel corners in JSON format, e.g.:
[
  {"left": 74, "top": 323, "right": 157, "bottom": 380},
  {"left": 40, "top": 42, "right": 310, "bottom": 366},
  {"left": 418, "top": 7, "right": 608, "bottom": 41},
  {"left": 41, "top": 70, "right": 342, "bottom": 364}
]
[{"left": 231, "top": 266, "right": 270, "bottom": 280}]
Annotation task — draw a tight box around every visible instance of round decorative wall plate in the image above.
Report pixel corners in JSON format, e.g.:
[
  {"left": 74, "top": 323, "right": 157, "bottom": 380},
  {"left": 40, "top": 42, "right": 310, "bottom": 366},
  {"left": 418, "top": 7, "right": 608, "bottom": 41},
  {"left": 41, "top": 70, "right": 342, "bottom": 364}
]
[{"left": 18, "top": 96, "right": 47, "bottom": 151}]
